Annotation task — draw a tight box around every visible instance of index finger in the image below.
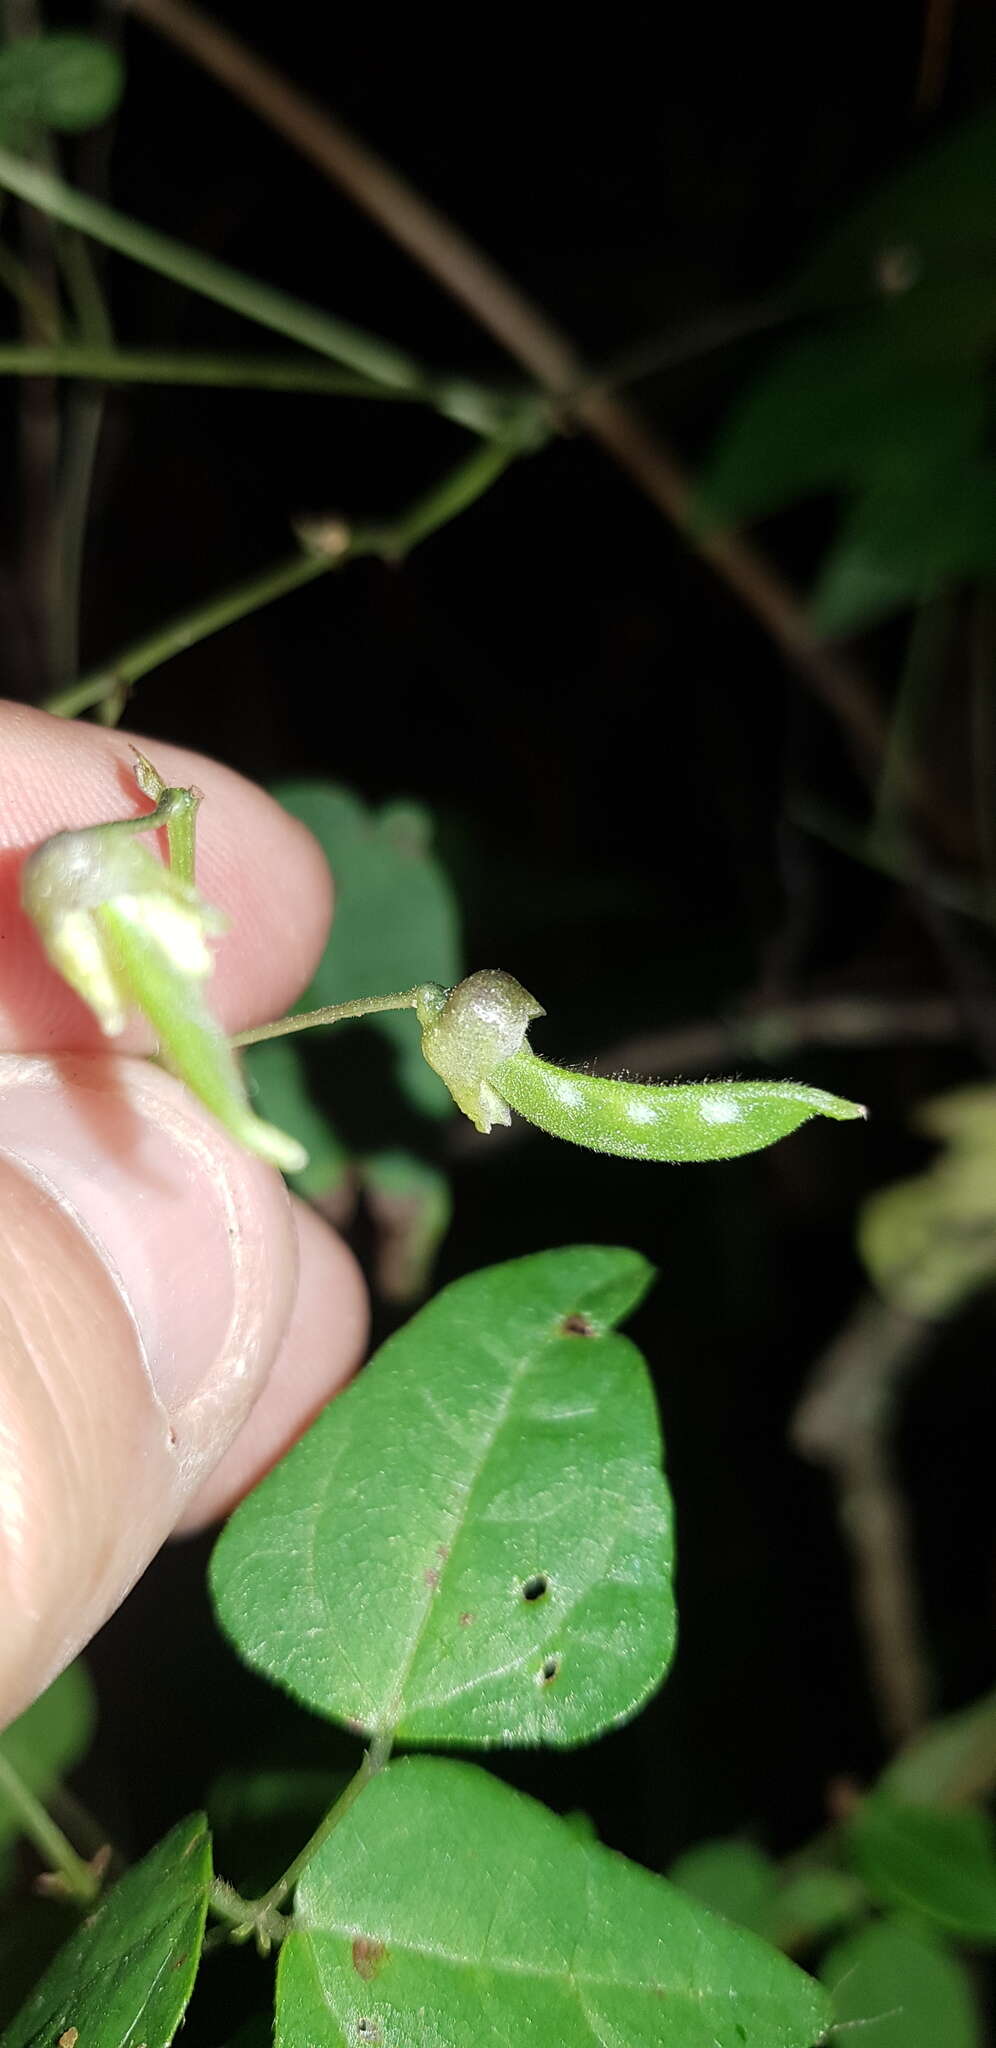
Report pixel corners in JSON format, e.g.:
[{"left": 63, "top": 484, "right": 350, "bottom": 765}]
[{"left": 0, "top": 703, "right": 332, "bottom": 1054}]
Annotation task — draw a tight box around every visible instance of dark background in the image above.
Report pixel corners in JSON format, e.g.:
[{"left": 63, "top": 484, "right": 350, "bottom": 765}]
[{"left": 5, "top": 1, "right": 996, "bottom": 2035}]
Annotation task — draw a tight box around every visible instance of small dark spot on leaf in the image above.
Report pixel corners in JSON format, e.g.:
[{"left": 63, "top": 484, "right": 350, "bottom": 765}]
[
  {"left": 356, "top": 2020, "right": 381, "bottom": 2043},
  {"left": 172, "top": 1952, "right": 188, "bottom": 1969},
  {"left": 459, "top": 1611, "right": 475, "bottom": 1626},
  {"left": 561, "top": 1313, "right": 594, "bottom": 1337},
  {"left": 521, "top": 1574, "right": 548, "bottom": 1602},
  {"left": 735, "top": 2028, "right": 747, "bottom": 2043},
  {"left": 436, "top": 1544, "right": 448, "bottom": 1561},
  {"left": 352, "top": 1935, "right": 388, "bottom": 1981},
  {"left": 539, "top": 1655, "right": 560, "bottom": 1684},
  {"left": 166, "top": 1425, "right": 178, "bottom": 1448},
  {"left": 424, "top": 1568, "right": 439, "bottom": 1589}
]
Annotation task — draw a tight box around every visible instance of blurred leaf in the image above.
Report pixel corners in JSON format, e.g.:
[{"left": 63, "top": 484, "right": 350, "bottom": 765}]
[
  {"left": 359, "top": 1149, "right": 451, "bottom": 1300},
  {"left": 797, "top": 105, "right": 996, "bottom": 308},
  {"left": 859, "top": 1082, "right": 996, "bottom": 1316},
  {"left": 812, "top": 462, "right": 996, "bottom": 635},
  {"left": 277, "top": 1756, "right": 832, "bottom": 2048},
  {"left": 561, "top": 1808, "right": 599, "bottom": 1843},
  {"left": 850, "top": 1795, "right": 996, "bottom": 1943},
  {"left": 769, "top": 1867, "right": 864, "bottom": 1951},
  {"left": 244, "top": 1038, "right": 352, "bottom": 1201},
  {"left": 668, "top": 1838, "right": 777, "bottom": 1935},
  {"left": 700, "top": 330, "right": 984, "bottom": 527},
  {"left": 0, "top": 35, "right": 123, "bottom": 138},
  {"left": 211, "top": 1246, "right": 676, "bottom": 1748},
  {"left": 882, "top": 1688, "right": 996, "bottom": 1808},
  {"left": 0, "top": 1814, "right": 211, "bottom": 2048},
  {"left": 822, "top": 1917, "right": 980, "bottom": 2048},
  {"left": 668, "top": 1838, "right": 863, "bottom": 1953},
  {"left": 0, "top": 1664, "right": 96, "bottom": 1849},
  {"left": 274, "top": 784, "right": 461, "bottom": 1118}
]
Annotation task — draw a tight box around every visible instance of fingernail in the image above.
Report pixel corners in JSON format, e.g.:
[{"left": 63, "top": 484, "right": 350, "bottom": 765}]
[{"left": 0, "top": 1052, "right": 295, "bottom": 1419}]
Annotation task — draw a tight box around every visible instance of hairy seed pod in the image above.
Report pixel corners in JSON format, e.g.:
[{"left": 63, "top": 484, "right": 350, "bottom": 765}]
[
  {"left": 494, "top": 1047, "right": 865, "bottom": 1162},
  {"left": 417, "top": 970, "right": 866, "bottom": 1161}
]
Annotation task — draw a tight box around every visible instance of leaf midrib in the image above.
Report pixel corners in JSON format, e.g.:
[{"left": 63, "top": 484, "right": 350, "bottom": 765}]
[{"left": 380, "top": 1328, "right": 539, "bottom": 1731}]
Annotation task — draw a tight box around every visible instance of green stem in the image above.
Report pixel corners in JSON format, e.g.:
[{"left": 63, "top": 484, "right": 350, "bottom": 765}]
[
  {"left": 210, "top": 1730, "right": 393, "bottom": 1948},
  {"left": 0, "top": 343, "right": 402, "bottom": 394},
  {"left": 46, "top": 550, "right": 332, "bottom": 717},
  {"left": 0, "top": 1751, "right": 101, "bottom": 1906},
  {"left": 0, "top": 146, "right": 530, "bottom": 437},
  {"left": 232, "top": 986, "right": 422, "bottom": 1049},
  {"left": 44, "top": 436, "right": 518, "bottom": 719}
]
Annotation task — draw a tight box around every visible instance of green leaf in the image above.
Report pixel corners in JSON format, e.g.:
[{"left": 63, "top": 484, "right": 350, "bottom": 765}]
[
  {"left": 668, "top": 1838, "right": 778, "bottom": 1935},
  {"left": 0, "top": 1663, "right": 96, "bottom": 1848},
  {"left": 812, "top": 462, "right": 996, "bottom": 636},
  {"left": 850, "top": 1794, "right": 996, "bottom": 1943},
  {"left": 245, "top": 1037, "right": 352, "bottom": 1200},
  {"left": 822, "top": 1917, "right": 980, "bottom": 2048},
  {"left": 0, "top": 35, "right": 123, "bottom": 138},
  {"left": 859, "top": 1083, "right": 996, "bottom": 1317},
  {"left": 700, "top": 328, "right": 985, "bottom": 528},
  {"left": 211, "top": 1246, "right": 675, "bottom": 1747},
  {"left": 0, "top": 1814, "right": 212, "bottom": 2048},
  {"left": 882, "top": 1688, "right": 996, "bottom": 1808},
  {"left": 277, "top": 1756, "right": 832, "bottom": 2048},
  {"left": 274, "top": 784, "right": 461, "bottom": 1118},
  {"left": 359, "top": 1149, "right": 452, "bottom": 1300}
]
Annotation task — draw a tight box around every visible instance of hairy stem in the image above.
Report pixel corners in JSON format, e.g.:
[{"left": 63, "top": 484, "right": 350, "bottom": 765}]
[
  {"left": 0, "top": 1751, "right": 101, "bottom": 1906},
  {"left": 210, "top": 1730, "right": 393, "bottom": 1948},
  {"left": 232, "top": 986, "right": 421, "bottom": 1049}
]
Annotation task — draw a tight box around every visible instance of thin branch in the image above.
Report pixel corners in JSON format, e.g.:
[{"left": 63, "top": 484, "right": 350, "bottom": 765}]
[
  {"left": 123, "top": 0, "right": 893, "bottom": 769},
  {"left": 0, "top": 343, "right": 407, "bottom": 393},
  {"left": 44, "top": 435, "right": 515, "bottom": 717},
  {"left": 791, "top": 1293, "right": 934, "bottom": 1746},
  {"left": 0, "top": 145, "right": 537, "bottom": 440}
]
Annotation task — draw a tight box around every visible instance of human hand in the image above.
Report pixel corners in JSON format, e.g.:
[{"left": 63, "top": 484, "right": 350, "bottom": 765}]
[{"left": 0, "top": 705, "right": 368, "bottom": 1725}]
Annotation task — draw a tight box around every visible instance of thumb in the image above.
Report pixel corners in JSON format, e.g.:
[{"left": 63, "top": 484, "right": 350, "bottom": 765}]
[{"left": 0, "top": 1050, "right": 298, "bottom": 1726}]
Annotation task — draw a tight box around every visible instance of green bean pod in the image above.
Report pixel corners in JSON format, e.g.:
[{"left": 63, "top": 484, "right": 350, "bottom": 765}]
[
  {"left": 416, "top": 970, "right": 866, "bottom": 1161},
  {"left": 495, "top": 1045, "right": 865, "bottom": 1162}
]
